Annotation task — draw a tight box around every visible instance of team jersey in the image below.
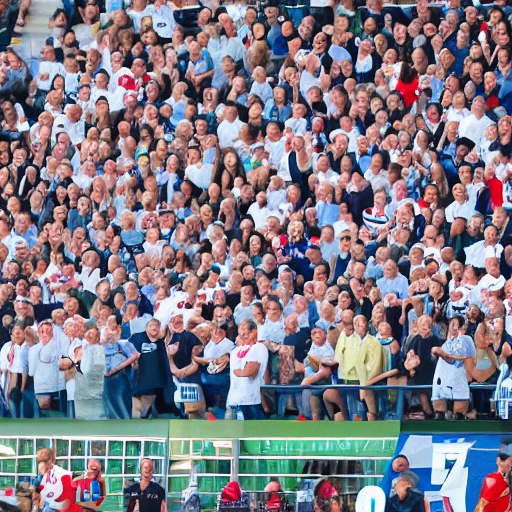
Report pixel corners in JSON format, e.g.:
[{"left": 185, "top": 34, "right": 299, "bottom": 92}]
[
  {"left": 39, "top": 465, "right": 81, "bottom": 512},
  {"left": 125, "top": 481, "right": 166, "bottom": 512}
]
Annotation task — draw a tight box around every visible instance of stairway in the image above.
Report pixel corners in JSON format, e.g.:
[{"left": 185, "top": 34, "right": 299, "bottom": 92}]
[{"left": 11, "top": 0, "right": 62, "bottom": 63}]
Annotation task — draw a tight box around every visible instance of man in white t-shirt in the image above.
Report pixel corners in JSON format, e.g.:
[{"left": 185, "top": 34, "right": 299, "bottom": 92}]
[
  {"left": 458, "top": 95, "right": 494, "bottom": 146},
  {"left": 227, "top": 320, "right": 268, "bottom": 419},
  {"left": 218, "top": 103, "right": 245, "bottom": 149}
]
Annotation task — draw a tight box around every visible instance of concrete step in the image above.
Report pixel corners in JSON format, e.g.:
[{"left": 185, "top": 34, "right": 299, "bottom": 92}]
[
  {"left": 24, "top": 17, "right": 53, "bottom": 28},
  {"left": 29, "top": 4, "right": 62, "bottom": 16},
  {"left": 11, "top": 0, "right": 64, "bottom": 56}
]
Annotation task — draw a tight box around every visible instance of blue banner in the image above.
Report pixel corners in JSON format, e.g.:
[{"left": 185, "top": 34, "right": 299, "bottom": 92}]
[{"left": 380, "top": 433, "right": 506, "bottom": 512}]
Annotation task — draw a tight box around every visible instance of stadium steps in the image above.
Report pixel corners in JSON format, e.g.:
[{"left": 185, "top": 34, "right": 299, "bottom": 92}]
[{"left": 11, "top": 0, "right": 63, "bottom": 61}]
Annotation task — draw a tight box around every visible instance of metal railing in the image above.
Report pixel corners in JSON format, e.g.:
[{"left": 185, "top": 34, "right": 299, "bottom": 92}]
[{"left": 261, "top": 383, "right": 498, "bottom": 420}]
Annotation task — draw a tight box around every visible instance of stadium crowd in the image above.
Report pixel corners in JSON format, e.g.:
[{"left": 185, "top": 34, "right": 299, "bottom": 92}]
[{"left": 0, "top": 0, "right": 511, "bottom": 421}]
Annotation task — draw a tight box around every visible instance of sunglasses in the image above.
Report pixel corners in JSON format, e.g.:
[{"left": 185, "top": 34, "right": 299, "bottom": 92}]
[{"left": 341, "top": 236, "right": 351, "bottom": 241}]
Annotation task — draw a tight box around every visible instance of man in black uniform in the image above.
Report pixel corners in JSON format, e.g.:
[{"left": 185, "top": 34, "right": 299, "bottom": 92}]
[{"left": 125, "top": 459, "right": 167, "bottom": 512}]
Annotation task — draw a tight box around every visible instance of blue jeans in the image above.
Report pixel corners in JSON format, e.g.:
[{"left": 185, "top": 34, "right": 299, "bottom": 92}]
[
  {"left": 232, "top": 404, "right": 266, "bottom": 420},
  {"left": 104, "top": 370, "right": 132, "bottom": 419},
  {"left": 201, "top": 372, "right": 230, "bottom": 409},
  {"left": 22, "top": 377, "right": 37, "bottom": 418}
]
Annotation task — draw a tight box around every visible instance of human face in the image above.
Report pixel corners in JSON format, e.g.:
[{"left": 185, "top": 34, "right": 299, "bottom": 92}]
[
  {"left": 313, "top": 32, "right": 328, "bottom": 54},
  {"left": 146, "top": 320, "right": 161, "bottom": 339},
  {"left": 417, "top": 317, "right": 432, "bottom": 338},
  {"left": 85, "top": 328, "right": 99, "bottom": 345},
  {"left": 452, "top": 184, "right": 466, "bottom": 203},
  {"left": 426, "top": 105, "right": 440, "bottom": 124},
  {"left": 354, "top": 317, "right": 368, "bottom": 338},
  {"left": 449, "top": 318, "right": 462, "bottom": 338},
  {"left": 484, "top": 225, "right": 498, "bottom": 245},
  {"left": 424, "top": 186, "right": 438, "bottom": 204},
  {"left": 87, "top": 460, "right": 102, "bottom": 478},
  {"left": 266, "top": 300, "right": 281, "bottom": 322},
  {"left": 459, "top": 166, "right": 472, "bottom": 185},
  {"left": 38, "top": 458, "right": 53, "bottom": 476},
  {"left": 311, "top": 327, "right": 327, "bottom": 346},
  {"left": 141, "top": 460, "right": 154, "bottom": 480},
  {"left": 393, "top": 23, "right": 407, "bottom": 44},
  {"left": 497, "top": 456, "right": 512, "bottom": 475},
  {"left": 392, "top": 457, "right": 409, "bottom": 473},
  {"left": 383, "top": 260, "right": 397, "bottom": 279},
  {"left": 38, "top": 324, "right": 53, "bottom": 344},
  {"left": 472, "top": 96, "right": 487, "bottom": 117}
]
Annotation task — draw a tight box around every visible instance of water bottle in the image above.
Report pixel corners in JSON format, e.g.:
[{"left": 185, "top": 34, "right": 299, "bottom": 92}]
[
  {"left": 90, "top": 480, "right": 101, "bottom": 501},
  {"left": 83, "top": 489, "right": 90, "bottom": 502},
  {"left": 236, "top": 408, "right": 244, "bottom": 421}
]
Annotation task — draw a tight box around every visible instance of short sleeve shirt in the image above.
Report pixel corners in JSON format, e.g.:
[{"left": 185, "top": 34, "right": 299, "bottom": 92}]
[{"left": 125, "top": 481, "right": 166, "bottom": 512}]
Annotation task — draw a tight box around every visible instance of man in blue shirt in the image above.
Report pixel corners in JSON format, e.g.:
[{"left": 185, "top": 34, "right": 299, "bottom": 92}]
[{"left": 376, "top": 259, "right": 409, "bottom": 303}]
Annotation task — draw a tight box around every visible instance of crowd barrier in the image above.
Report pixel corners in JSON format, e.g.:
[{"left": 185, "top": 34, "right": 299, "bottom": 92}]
[{"left": 261, "top": 383, "right": 498, "bottom": 420}]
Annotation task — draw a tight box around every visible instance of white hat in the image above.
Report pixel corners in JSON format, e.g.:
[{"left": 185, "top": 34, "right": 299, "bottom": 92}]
[{"left": 329, "top": 129, "right": 345, "bottom": 143}]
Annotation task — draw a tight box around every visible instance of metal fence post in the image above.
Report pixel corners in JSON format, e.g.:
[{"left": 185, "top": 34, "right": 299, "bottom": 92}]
[{"left": 231, "top": 438, "right": 240, "bottom": 482}]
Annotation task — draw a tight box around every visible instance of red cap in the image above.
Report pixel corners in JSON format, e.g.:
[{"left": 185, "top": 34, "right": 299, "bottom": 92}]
[
  {"left": 222, "top": 482, "right": 242, "bottom": 502},
  {"left": 118, "top": 75, "right": 136, "bottom": 90}
]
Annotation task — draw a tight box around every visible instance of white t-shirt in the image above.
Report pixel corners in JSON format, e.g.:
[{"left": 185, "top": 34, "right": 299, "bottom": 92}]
[
  {"left": 218, "top": 119, "right": 244, "bottom": 149},
  {"left": 28, "top": 340, "right": 61, "bottom": 394},
  {"left": 227, "top": 342, "right": 268, "bottom": 406},
  {"left": 0, "top": 342, "right": 24, "bottom": 373},
  {"left": 444, "top": 200, "right": 477, "bottom": 223},
  {"left": 246, "top": 202, "right": 271, "bottom": 230},
  {"left": 152, "top": 5, "right": 176, "bottom": 38},
  {"left": 458, "top": 114, "right": 494, "bottom": 146},
  {"left": 204, "top": 338, "right": 235, "bottom": 359},
  {"left": 127, "top": 5, "right": 155, "bottom": 32}
]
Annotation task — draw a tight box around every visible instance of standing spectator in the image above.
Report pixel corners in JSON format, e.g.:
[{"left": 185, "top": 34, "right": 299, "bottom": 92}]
[
  {"left": 0, "top": 320, "right": 26, "bottom": 417},
  {"left": 227, "top": 320, "right": 268, "bottom": 419},
  {"left": 125, "top": 459, "right": 167, "bottom": 512},
  {"left": 37, "top": 447, "right": 82, "bottom": 512},
  {"left": 431, "top": 316, "right": 476, "bottom": 420},
  {"left": 74, "top": 323, "right": 106, "bottom": 420},
  {"left": 102, "top": 315, "right": 139, "bottom": 419},
  {"left": 29, "top": 320, "right": 61, "bottom": 415},
  {"left": 129, "top": 319, "right": 170, "bottom": 419}
]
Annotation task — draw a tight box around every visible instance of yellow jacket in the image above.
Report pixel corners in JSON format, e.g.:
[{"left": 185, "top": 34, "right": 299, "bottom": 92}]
[{"left": 334, "top": 331, "right": 384, "bottom": 383}]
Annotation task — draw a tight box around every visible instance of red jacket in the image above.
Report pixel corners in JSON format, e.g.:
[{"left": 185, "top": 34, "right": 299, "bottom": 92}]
[
  {"left": 396, "top": 78, "right": 421, "bottom": 108},
  {"left": 486, "top": 176, "right": 504, "bottom": 209},
  {"left": 479, "top": 471, "right": 510, "bottom": 512}
]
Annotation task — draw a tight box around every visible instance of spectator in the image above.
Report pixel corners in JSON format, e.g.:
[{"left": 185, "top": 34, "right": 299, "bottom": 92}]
[
  {"left": 130, "top": 319, "right": 170, "bottom": 419},
  {"left": 227, "top": 319, "right": 268, "bottom": 419},
  {"left": 29, "top": 320, "right": 62, "bottom": 415},
  {"left": 124, "top": 459, "right": 167, "bottom": 512},
  {"left": 385, "top": 474, "right": 425, "bottom": 512},
  {"left": 3, "top": 0, "right": 512, "bottom": 425}
]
